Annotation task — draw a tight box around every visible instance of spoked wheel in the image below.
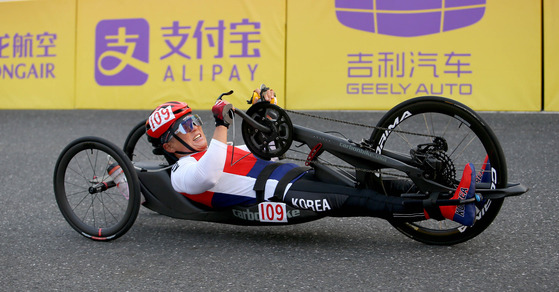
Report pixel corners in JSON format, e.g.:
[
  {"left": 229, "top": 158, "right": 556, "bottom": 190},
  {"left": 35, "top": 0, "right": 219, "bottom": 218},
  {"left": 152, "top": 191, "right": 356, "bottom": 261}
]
[
  {"left": 123, "top": 120, "right": 168, "bottom": 164},
  {"left": 367, "top": 96, "right": 507, "bottom": 245},
  {"left": 53, "top": 137, "right": 141, "bottom": 241}
]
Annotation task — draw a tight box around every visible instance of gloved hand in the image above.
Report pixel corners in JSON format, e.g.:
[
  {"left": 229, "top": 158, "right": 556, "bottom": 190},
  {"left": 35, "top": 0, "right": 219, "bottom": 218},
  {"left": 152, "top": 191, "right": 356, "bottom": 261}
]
[
  {"left": 212, "top": 99, "right": 231, "bottom": 128},
  {"left": 248, "top": 84, "right": 277, "bottom": 105}
]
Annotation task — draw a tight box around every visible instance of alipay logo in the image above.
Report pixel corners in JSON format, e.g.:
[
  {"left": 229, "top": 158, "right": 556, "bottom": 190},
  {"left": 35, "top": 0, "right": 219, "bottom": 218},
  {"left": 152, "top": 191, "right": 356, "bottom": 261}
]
[
  {"left": 335, "top": 0, "right": 486, "bottom": 37},
  {"left": 95, "top": 18, "right": 150, "bottom": 86}
]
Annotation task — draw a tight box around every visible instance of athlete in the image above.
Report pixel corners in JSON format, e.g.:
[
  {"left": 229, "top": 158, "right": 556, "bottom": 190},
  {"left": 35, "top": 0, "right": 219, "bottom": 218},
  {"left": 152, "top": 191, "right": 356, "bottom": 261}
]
[{"left": 145, "top": 88, "right": 477, "bottom": 226}]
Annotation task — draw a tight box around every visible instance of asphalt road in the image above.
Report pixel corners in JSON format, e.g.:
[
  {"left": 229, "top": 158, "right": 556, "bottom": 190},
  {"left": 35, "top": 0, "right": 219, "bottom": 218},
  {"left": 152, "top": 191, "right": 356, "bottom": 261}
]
[{"left": 0, "top": 107, "right": 557, "bottom": 291}]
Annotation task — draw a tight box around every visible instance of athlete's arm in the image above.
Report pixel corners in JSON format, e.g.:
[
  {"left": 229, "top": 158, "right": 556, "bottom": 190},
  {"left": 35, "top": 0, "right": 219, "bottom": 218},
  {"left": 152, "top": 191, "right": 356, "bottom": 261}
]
[{"left": 171, "top": 138, "right": 228, "bottom": 194}]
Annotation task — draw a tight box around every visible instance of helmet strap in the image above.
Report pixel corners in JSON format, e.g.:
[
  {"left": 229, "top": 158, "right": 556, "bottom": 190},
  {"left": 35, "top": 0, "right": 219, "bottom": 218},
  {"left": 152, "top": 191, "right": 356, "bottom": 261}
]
[{"left": 171, "top": 133, "right": 199, "bottom": 155}]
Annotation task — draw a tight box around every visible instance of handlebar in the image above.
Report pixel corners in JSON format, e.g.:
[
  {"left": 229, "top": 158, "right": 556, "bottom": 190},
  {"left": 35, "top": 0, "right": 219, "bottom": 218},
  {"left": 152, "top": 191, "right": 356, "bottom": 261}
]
[{"left": 216, "top": 90, "right": 234, "bottom": 101}]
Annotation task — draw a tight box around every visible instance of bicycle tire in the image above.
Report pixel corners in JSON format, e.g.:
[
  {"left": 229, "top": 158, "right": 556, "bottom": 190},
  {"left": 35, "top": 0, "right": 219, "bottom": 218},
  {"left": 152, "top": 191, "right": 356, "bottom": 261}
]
[
  {"left": 123, "top": 120, "right": 168, "bottom": 164},
  {"left": 367, "top": 96, "right": 507, "bottom": 245},
  {"left": 53, "top": 136, "right": 141, "bottom": 241}
]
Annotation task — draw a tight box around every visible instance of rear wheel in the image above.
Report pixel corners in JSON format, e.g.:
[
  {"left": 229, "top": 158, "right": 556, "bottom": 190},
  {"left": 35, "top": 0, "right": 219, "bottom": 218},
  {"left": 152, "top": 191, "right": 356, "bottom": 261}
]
[
  {"left": 368, "top": 96, "right": 507, "bottom": 245},
  {"left": 123, "top": 120, "right": 168, "bottom": 164},
  {"left": 53, "top": 137, "right": 141, "bottom": 241}
]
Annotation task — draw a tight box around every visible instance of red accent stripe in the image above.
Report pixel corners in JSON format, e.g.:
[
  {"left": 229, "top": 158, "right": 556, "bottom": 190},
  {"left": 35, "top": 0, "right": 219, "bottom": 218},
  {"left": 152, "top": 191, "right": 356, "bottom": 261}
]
[
  {"left": 181, "top": 191, "right": 214, "bottom": 207},
  {"left": 190, "top": 151, "right": 206, "bottom": 160},
  {"left": 191, "top": 146, "right": 257, "bottom": 176},
  {"left": 222, "top": 146, "right": 257, "bottom": 176},
  {"left": 108, "top": 165, "right": 120, "bottom": 176}
]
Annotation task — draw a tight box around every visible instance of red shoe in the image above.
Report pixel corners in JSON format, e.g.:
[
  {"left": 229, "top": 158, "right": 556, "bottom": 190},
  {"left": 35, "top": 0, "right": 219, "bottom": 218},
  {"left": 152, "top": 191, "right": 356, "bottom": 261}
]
[{"left": 425, "top": 163, "right": 477, "bottom": 226}]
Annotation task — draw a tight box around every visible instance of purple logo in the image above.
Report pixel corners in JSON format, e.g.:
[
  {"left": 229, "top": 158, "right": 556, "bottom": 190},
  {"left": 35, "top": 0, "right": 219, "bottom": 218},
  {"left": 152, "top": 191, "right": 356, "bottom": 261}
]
[
  {"left": 95, "top": 19, "right": 149, "bottom": 86},
  {"left": 335, "top": 0, "right": 486, "bottom": 37}
]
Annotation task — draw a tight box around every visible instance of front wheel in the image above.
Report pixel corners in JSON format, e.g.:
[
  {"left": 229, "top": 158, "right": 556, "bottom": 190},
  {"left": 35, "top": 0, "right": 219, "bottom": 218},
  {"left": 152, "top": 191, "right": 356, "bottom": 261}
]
[
  {"left": 53, "top": 137, "right": 141, "bottom": 241},
  {"left": 367, "top": 96, "right": 507, "bottom": 245}
]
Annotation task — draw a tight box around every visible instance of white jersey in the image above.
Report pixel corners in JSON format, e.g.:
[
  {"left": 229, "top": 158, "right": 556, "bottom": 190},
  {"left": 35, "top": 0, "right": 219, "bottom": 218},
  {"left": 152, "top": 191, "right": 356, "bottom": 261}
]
[{"left": 170, "top": 139, "right": 299, "bottom": 208}]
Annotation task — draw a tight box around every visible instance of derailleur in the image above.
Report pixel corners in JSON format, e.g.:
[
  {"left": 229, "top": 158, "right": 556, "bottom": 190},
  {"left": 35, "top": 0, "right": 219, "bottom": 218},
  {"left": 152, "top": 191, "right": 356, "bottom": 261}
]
[{"left": 410, "top": 137, "right": 456, "bottom": 187}]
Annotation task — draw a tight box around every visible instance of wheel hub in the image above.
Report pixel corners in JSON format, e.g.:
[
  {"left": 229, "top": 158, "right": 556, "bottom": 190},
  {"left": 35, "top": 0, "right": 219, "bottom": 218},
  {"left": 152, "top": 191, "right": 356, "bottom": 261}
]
[{"left": 411, "top": 138, "right": 456, "bottom": 187}]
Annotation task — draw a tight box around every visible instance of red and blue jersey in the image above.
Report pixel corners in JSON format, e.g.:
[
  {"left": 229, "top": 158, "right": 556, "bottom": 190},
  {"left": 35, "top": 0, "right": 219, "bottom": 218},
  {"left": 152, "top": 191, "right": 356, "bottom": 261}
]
[{"left": 171, "top": 140, "right": 299, "bottom": 208}]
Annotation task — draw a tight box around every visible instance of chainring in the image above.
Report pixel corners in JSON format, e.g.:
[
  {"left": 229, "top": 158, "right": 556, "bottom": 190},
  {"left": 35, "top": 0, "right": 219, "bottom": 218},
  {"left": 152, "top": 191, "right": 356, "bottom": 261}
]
[{"left": 241, "top": 102, "right": 294, "bottom": 160}]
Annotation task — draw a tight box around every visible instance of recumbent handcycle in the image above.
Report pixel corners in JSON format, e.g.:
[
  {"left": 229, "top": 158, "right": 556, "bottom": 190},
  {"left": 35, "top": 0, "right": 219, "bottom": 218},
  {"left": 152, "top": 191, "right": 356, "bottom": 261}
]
[{"left": 53, "top": 91, "right": 526, "bottom": 245}]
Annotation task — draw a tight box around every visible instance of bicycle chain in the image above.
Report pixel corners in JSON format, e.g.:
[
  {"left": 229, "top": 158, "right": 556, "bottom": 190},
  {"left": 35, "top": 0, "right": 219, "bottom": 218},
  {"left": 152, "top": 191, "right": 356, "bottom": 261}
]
[
  {"left": 284, "top": 109, "right": 439, "bottom": 139},
  {"left": 279, "top": 109, "right": 440, "bottom": 177}
]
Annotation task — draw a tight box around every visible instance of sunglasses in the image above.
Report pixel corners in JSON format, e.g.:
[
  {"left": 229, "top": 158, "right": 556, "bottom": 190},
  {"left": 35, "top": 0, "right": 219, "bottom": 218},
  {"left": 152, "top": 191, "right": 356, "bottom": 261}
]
[{"left": 174, "top": 114, "right": 203, "bottom": 135}]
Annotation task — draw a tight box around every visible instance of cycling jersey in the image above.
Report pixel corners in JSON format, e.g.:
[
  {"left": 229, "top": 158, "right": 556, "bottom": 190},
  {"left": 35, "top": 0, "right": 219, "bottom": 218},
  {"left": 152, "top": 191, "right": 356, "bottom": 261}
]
[{"left": 171, "top": 139, "right": 300, "bottom": 208}]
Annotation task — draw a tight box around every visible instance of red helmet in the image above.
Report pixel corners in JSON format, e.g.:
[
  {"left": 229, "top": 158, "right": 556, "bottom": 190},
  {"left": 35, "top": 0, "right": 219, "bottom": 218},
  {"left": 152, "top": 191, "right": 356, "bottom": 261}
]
[{"left": 146, "top": 101, "right": 192, "bottom": 144}]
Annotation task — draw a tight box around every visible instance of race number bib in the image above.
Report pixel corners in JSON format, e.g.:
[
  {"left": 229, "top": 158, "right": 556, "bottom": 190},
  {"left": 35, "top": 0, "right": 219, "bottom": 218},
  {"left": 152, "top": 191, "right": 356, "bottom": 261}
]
[
  {"left": 148, "top": 106, "right": 175, "bottom": 132},
  {"left": 258, "top": 202, "right": 287, "bottom": 223}
]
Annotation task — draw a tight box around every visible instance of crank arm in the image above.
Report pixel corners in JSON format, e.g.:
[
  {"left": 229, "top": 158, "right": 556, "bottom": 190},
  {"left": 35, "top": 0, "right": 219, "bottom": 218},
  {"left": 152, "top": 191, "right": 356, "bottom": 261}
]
[{"left": 234, "top": 108, "right": 272, "bottom": 134}]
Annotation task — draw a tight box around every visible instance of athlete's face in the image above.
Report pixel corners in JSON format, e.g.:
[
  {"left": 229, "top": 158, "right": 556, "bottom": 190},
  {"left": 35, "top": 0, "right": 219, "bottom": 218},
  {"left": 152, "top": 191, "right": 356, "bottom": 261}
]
[{"left": 163, "top": 118, "right": 208, "bottom": 156}]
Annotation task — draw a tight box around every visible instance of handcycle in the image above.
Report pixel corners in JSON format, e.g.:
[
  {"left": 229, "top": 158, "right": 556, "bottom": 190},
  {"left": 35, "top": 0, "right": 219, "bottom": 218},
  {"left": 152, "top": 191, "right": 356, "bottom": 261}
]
[{"left": 53, "top": 90, "right": 527, "bottom": 245}]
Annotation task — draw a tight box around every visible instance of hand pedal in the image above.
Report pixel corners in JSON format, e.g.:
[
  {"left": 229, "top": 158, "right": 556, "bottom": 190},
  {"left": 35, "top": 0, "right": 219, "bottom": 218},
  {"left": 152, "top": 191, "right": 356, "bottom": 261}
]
[{"left": 222, "top": 103, "right": 234, "bottom": 125}]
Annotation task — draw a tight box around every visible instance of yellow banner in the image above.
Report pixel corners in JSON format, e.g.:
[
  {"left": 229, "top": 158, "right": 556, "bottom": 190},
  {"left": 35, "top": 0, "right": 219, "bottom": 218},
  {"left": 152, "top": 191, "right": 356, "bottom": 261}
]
[
  {"left": 544, "top": 0, "right": 559, "bottom": 111},
  {"left": 0, "top": 0, "right": 76, "bottom": 109},
  {"left": 75, "top": 0, "right": 286, "bottom": 110},
  {"left": 286, "top": 0, "right": 541, "bottom": 111}
]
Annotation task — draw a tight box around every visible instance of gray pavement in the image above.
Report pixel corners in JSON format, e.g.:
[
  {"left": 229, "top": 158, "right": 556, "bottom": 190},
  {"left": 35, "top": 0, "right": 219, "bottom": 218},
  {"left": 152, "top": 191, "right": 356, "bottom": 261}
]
[{"left": 0, "top": 108, "right": 557, "bottom": 291}]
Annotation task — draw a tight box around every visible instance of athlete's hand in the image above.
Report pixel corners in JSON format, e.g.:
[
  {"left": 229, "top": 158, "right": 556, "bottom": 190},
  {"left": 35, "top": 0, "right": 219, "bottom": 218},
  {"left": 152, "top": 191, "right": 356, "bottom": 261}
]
[
  {"left": 212, "top": 99, "right": 232, "bottom": 128},
  {"left": 250, "top": 84, "right": 277, "bottom": 104}
]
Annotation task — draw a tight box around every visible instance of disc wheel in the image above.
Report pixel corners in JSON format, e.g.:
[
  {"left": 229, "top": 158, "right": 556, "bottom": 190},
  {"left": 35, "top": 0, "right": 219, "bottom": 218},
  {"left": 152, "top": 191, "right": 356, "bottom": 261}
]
[
  {"left": 241, "top": 103, "right": 293, "bottom": 160},
  {"left": 53, "top": 136, "right": 141, "bottom": 241},
  {"left": 367, "top": 96, "right": 507, "bottom": 245}
]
